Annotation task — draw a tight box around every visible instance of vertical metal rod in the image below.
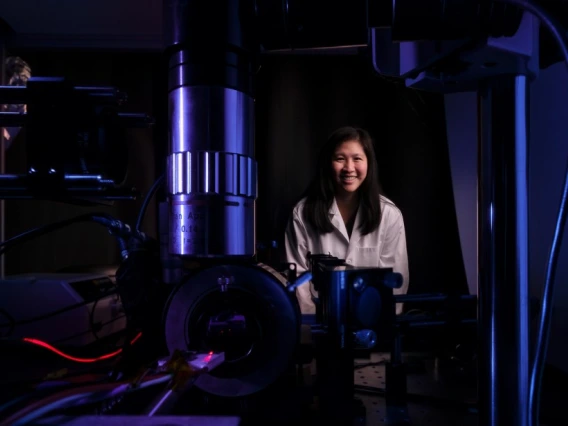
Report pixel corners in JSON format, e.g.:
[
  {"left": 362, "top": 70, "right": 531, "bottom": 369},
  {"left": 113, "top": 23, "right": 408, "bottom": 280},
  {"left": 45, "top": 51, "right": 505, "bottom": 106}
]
[
  {"left": 391, "top": 329, "right": 402, "bottom": 364},
  {"left": 477, "top": 75, "right": 530, "bottom": 426},
  {"left": 386, "top": 328, "right": 408, "bottom": 423}
]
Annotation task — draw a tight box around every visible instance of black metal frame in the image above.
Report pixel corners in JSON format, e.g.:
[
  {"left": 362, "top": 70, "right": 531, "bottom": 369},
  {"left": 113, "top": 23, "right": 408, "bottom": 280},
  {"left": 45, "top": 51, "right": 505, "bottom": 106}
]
[
  {"left": 306, "top": 253, "right": 478, "bottom": 424},
  {"left": 0, "top": 79, "right": 152, "bottom": 200}
]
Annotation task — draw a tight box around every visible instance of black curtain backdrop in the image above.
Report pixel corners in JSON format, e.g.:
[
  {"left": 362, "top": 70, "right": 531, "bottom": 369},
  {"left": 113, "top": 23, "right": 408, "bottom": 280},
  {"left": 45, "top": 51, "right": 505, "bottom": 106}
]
[
  {"left": 255, "top": 54, "right": 469, "bottom": 295},
  {"left": 3, "top": 50, "right": 468, "bottom": 296}
]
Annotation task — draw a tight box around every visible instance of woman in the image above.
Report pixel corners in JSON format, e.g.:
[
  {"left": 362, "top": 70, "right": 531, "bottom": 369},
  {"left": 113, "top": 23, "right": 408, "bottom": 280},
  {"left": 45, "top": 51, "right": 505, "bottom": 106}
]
[{"left": 284, "top": 126, "right": 409, "bottom": 315}]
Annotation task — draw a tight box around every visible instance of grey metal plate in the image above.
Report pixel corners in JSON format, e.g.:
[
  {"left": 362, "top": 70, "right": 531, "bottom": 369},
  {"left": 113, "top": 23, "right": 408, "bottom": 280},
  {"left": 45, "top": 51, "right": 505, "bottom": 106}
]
[{"left": 354, "top": 353, "right": 478, "bottom": 426}]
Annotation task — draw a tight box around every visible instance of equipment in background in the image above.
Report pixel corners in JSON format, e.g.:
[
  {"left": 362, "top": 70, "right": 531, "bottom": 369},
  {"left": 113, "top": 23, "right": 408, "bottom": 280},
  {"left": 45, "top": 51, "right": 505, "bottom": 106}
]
[
  {"left": 110, "top": 220, "right": 302, "bottom": 400},
  {"left": 304, "top": 254, "right": 401, "bottom": 423},
  {"left": 299, "top": 254, "right": 476, "bottom": 424},
  {"left": 163, "top": 262, "right": 300, "bottom": 398},
  {"left": 370, "top": 2, "right": 568, "bottom": 425},
  {"left": 0, "top": 1, "right": 566, "bottom": 425},
  {"left": 0, "top": 273, "right": 126, "bottom": 346},
  {"left": 0, "top": 78, "right": 153, "bottom": 201},
  {"left": 164, "top": 0, "right": 257, "bottom": 258},
  {"left": 0, "top": 348, "right": 227, "bottom": 426},
  {"left": 1, "top": 56, "right": 31, "bottom": 147}
]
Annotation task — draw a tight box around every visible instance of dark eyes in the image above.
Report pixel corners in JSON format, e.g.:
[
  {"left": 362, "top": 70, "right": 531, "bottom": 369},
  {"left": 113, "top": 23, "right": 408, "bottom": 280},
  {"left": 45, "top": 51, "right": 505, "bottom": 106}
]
[{"left": 334, "top": 157, "right": 362, "bottom": 161}]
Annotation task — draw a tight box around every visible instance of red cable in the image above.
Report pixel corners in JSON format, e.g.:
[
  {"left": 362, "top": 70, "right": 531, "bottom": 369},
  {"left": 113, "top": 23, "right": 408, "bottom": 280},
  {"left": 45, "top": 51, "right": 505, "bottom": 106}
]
[{"left": 21, "top": 332, "right": 142, "bottom": 363}]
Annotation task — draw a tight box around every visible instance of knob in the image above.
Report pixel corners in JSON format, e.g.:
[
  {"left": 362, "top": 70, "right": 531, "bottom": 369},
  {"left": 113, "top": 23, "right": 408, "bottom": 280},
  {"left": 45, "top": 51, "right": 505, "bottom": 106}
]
[
  {"left": 352, "top": 276, "right": 366, "bottom": 292},
  {"left": 353, "top": 329, "right": 377, "bottom": 349},
  {"left": 383, "top": 272, "right": 403, "bottom": 289}
]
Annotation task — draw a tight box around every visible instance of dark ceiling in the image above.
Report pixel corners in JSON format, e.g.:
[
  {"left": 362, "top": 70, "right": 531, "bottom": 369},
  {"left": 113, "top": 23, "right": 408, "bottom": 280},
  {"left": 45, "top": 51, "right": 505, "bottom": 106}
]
[{"left": 0, "top": 0, "right": 162, "bottom": 50}]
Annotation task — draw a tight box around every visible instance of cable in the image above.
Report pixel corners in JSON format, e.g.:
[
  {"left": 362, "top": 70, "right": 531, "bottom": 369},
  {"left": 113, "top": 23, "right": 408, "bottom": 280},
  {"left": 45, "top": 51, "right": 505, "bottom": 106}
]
[
  {"left": 19, "top": 332, "right": 142, "bottom": 364},
  {"left": 0, "top": 396, "right": 34, "bottom": 416},
  {"left": 0, "top": 213, "right": 127, "bottom": 257},
  {"left": 531, "top": 165, "right": 568, "bottom": 422},
  {"left": 0, "top": 374, "right": 171, "bottom": 426},
  {"left": 0, "top": 308, "right": 15, "bottom": 337},
  {"left": 0, "top": 213, "right": 110, "bottom": 250},
  {"left": 136, "top": 174, "right": 165, "bottom": 232},
  {"left": 0, "top": 290, "right": 117, "bottom": 333},
  {"left": 492, "top": 2, "right": 568, "bottom": 425},
  {"left": 493, "top": 0, "right": 568, "bottom": 71},
  {"left": 51, "top": 315, "right": 126, "bottom": 344},
  {"left": 0, "top": 373, "right": 111, "bottom": 415},
  {"left": 89, "top": 295, "right": 102, "bottom": 340}
]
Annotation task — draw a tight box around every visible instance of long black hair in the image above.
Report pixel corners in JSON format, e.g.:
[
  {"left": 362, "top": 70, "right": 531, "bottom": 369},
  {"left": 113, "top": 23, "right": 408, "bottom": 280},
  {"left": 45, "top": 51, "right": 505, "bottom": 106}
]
[{"left": 303, "top": 126, "right": 383, "bottom": 235}]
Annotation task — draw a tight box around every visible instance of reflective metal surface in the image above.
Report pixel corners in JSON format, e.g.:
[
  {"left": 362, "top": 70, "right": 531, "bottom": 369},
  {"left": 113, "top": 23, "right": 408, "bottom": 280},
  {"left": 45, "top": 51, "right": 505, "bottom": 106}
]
[
  {"left": 477, "top": 75, "right": 530, "bottom": 426},
  {"left": 163, "top": 263, "right": 300, "bottom": 397},
  {"left": 167, "top": 86, "right": 256, "bottom": 256}
]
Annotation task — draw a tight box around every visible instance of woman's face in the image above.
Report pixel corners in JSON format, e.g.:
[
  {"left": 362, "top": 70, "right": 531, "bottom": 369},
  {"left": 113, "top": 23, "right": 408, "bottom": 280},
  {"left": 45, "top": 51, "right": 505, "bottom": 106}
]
[{"left": 331, "top": 139, "right": 368, "bottom": 196}]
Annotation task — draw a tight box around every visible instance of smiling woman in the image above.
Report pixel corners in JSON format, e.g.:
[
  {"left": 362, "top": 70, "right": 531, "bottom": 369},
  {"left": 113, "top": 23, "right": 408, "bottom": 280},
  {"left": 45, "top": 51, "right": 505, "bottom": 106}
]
[
  {"left": 332, "top": 138, "right": 369, "bottom": 236},
  {"left": 284, "top": 126, "right": 409, "bottom": 314}
]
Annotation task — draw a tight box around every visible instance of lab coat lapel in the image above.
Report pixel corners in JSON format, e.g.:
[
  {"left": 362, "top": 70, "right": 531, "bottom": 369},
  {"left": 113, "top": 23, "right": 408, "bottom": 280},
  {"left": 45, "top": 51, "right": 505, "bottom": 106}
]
[
  {"left": 329, "top": 198, "right": 349, "bottom": 243},
  {"left": 347, "top": 206, "right": 363, "bottom": 258}
]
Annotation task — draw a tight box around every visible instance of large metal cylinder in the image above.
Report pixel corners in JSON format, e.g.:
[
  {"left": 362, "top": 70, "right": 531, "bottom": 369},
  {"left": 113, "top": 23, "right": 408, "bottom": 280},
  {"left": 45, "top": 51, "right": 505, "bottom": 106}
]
[
  {"left": 164, "top": 0, "right": 257, "bottom": 257},
  {"left": 167, "top": 86, "right": 256, "bottom": 256}
]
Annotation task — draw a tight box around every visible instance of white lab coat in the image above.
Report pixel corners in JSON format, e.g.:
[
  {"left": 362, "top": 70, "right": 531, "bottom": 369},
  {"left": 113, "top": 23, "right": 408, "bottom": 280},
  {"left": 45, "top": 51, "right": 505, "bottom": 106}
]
[{"left": 284, "top": 195, "right": 409, "bottom": 315}]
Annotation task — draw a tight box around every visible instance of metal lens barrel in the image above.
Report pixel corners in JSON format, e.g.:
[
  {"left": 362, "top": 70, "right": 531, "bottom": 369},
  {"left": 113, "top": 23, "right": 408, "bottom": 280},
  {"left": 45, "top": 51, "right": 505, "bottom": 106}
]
[{"left": 165, "top": 0, "right": 258, "bottom": 257}]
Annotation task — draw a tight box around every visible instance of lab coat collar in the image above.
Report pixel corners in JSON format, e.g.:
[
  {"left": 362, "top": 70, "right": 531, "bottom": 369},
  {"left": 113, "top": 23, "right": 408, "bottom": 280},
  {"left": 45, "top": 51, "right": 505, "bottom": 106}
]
[{"left": 329, "top": 197, "right": 363, "bottom": 246}]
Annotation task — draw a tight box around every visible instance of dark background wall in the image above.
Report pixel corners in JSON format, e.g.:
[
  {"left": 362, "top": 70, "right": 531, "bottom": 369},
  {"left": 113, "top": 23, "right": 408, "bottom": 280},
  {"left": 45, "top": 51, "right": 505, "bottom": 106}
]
[
  {"left": 3, "top": 52, "right": 159, "bottom": 274},
  {"left": 444, "top": 92, "right": 478, "bottom": 296},
  {"left": 255, "top": 55, "right": 468, "bottom": 301},
  {"left": 3, "top": 50, "right": 468, "bottom": 300}
]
